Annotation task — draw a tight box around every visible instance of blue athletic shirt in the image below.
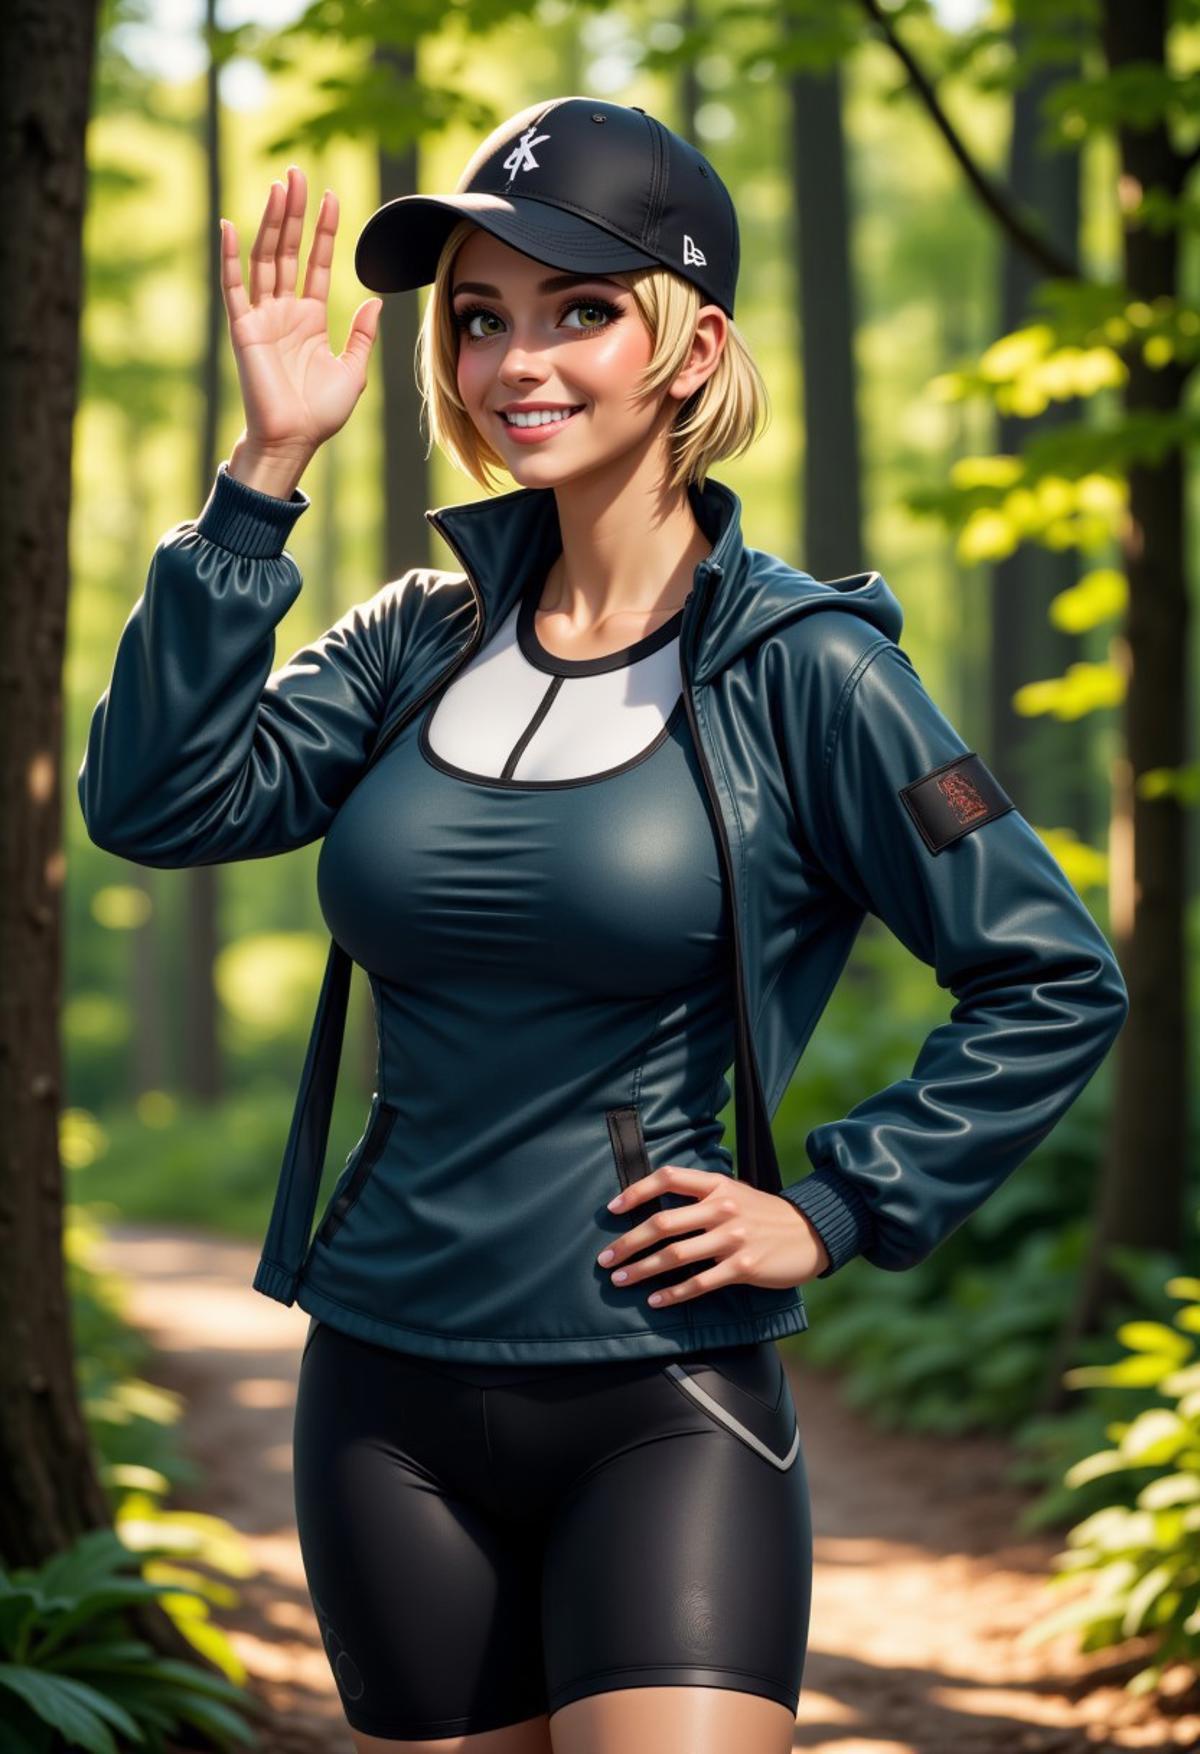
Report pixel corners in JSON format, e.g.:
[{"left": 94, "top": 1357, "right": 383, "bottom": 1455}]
[{"left": 304, "top": 558, "right": 809, "bottom": 1361}]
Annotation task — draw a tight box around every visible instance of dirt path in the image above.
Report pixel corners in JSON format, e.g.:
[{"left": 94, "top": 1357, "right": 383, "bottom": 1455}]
[{"left": 92, "top": 1220, "right": 1200, "bottom": 1753}]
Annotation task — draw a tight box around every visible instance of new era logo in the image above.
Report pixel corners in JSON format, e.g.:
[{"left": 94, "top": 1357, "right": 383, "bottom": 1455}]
[{"left": 683, "top": 233, "right": 707, "bottom": 266}]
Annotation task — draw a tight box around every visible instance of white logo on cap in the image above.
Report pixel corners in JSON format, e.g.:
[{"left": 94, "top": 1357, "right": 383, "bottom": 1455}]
[
  {"left": 503, "top": 125, "right": 550, "bottom": 186},
  {"left": 683, "top": 234, "right": 707, "bottom": 266}
]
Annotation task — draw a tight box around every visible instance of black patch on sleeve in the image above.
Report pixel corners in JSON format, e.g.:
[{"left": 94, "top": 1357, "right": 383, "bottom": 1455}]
[{"left": 899, "top": 752, "right": 1015, "bottom": 854}]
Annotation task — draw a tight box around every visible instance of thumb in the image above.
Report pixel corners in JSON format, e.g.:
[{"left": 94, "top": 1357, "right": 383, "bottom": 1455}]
[{"left": 341, "top": 298, "right": 382, "bottom": 373}]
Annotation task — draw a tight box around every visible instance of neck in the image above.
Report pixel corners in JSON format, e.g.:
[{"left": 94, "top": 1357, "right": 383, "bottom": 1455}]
[{"left": 538, "top": 441, "right": 712, "bottom": 632}]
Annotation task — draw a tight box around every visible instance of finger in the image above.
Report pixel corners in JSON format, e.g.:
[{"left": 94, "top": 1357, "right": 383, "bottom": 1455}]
[
  {"left": 275, "top": 164, "right": 306, "bottom": 299},
  {"left": 608, "top": 1164, "right": 727, "bottom": 1211},
  {"left": 604, "top": 1223, "right": 731, "bottom": 1287},
  {"left": 599, "top": 1199, "right": 720, "bottom": 1269},
  {"left": 301, "top": 188, "right": 337, "bottom": 305},
  {"left": 645, "top": 1256, "right": 748, "bottom": 1307},
  {"left": 219, "top": 217, "right": 249, "bottom": 326},
  {"left": 249, "top": 179, "right": 286, "bottom": 304},
  {"left": 340, "top": 298, "right": 383, "bottom": 373}
]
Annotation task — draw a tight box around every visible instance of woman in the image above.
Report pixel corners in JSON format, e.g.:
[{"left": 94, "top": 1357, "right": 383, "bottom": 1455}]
[{"left": 78, "top": 97, "right": 1128, "bottom": 1754}]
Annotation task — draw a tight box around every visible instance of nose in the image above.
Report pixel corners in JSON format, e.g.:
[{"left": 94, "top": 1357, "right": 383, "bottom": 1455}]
[{"left": 497, "top": 344, "right": 552, "bottom": 385}]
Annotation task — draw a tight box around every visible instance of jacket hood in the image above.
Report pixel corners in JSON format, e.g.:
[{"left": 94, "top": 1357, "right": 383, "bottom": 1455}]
[{"left": 424, "top": 474, "right": 904, "bottom": 685}]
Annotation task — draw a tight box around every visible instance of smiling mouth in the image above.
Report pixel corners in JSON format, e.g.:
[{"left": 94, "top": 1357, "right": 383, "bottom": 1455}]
[{"left": 499, "top": 405, "right": 586, "bottom": 429}]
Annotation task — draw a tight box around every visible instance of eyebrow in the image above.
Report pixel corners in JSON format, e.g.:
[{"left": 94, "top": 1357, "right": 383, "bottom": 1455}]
[{"left": 451, "top": 272, "right": 628, "bottom": 298}]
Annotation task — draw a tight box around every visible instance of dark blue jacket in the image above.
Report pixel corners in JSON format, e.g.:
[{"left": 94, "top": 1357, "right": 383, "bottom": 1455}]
[{"left": 78, "top": 461, "right": 1129, "bottom": 1339}]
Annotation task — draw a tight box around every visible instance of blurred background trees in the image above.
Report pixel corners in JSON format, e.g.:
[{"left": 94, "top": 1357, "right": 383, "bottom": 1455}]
[{"left": 3, "top": 0, "right": 1198, "bottom": 1725}]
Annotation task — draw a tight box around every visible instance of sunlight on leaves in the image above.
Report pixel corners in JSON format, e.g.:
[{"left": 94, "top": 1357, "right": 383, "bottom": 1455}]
[
  {"left": 1035, "top": 828, "right": 1110, "bottom": 892},
  {"left": 135, "top": 1089, "right": 178, "bottom": 1128},
  {"left": 1138, "top": 762, "right": 1200, "bottom": 806},
  {"left": 215, "top": 931, "right": 327, "bottom": 1034},
  {"left": 1013, "top": 661, "right": 1125, "bottom": 719},
  {"left": 1049, "top": 569, "right": 1128, "bottom": 632},
  {"left": 62, "top": 991, "right": 127, "bottom": 1049},
  {"left": 948, "top": 462, "right": 1127, "bottom": 562},
  {"left": 59, "top": 1107, "right": 108, "bottom": 1172},
  {"left": 90, "top": 884, "right": 153, "bottom": 930}
]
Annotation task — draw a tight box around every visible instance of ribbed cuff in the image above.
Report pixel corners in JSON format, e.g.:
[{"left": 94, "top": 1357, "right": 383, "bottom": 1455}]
[
  {"left": 781, "top": 1165, "right": 875, "bottom": 1277},
  {"left": 195, "top": 460, "right": 311, "bottom": 559},
  {"left": 253, "top": 1256, "right": 299, "bottom": 1305}
]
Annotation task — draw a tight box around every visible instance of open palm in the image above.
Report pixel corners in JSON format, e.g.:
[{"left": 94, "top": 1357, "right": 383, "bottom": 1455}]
[{"left": 220, "top": 165, "right": 382, "bottom": 459}]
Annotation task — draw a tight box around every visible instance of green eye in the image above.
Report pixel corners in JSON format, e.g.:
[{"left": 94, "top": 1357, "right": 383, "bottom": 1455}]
[
  {"left": 452, "top": 295, "right": 623, "bottom": 342},
  {"left": 563, "top": 298, "right": 622, "bottom": 331}
]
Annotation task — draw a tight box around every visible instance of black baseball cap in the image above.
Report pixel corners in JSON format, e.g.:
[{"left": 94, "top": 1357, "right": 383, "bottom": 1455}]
[{"left": 354, "top": 95, "right": 740, "bottom": 319}]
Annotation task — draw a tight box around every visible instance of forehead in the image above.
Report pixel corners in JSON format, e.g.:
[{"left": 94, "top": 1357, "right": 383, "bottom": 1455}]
[{"left": 450, "top": 228, "right": 627, "bottom": 299}]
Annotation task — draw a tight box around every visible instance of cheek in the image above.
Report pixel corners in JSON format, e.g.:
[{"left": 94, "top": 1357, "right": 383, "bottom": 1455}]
[
  {"left": 584, "top": 323, "right": 653, "bottom": 410},
  {"left": 457, "top": 348, "right": 483, "bottom": 404}
]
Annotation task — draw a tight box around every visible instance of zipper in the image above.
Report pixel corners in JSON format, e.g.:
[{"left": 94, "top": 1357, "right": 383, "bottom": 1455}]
[
  {"left": 678, "top": 564, "right": 781, "bottom": 1196},
  {"left": 363, "top": 510, "right": 488, "bottom": 773},
  {"left": 315, "top": 1098, "right": 398, "bottom": 1246}
]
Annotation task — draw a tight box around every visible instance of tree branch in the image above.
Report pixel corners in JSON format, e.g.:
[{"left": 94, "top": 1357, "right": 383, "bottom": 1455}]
[{"left": 854, "top": 0, "right": 1082, "bottom": 283}]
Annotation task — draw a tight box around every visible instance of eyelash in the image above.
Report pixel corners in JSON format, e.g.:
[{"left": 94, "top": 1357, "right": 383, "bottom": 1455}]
[{"left": 451, "top": 296, "right": 624, "bottom": 343}]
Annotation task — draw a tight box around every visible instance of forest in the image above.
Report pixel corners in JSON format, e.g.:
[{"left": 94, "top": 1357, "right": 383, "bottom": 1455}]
[{"left": 2, "top": 0, "right": 1198, "bottom": 1749}]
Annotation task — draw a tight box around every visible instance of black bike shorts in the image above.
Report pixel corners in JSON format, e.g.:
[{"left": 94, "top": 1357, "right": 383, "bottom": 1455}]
[{"left": 291, "top": 1318, "right": 812, "bottom": 1742}]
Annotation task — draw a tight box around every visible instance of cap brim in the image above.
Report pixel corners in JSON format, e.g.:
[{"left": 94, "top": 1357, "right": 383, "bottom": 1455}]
[{"left": 354, "top": 191, "right": 660, "bottom": 294}]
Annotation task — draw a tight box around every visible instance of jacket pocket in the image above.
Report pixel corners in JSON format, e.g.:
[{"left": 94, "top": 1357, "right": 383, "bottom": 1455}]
[
  {"left": 314, "top": 1097, "right": 398, "bottom": 1248},
  {"left": 605, "top": 1104, "right": 658, "bottom": 1199},
  {"left": 604, "top": 1104, "right": 704, "bottom": 1295},
  {"left": 661, "top": 1344, "right": 799, "bottom": 1471}
]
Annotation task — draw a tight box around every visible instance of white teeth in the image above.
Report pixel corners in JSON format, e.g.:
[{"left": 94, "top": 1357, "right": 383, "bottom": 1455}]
[{"left": 503, "top": 406, "right": 581, "bottom": 427}]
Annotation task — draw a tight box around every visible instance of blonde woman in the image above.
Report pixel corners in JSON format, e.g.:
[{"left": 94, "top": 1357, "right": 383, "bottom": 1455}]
[{"left": 79, "top": 97, "right": 1128, "bottom": 1754}]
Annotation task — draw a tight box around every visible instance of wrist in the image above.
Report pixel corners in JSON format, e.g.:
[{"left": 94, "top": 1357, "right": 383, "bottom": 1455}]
[
  {"left": 778, "top": 1195, "right": 831, "bottom": 1275},
  {"left": 227, "top": 434, "right": 315, "bottom": 501}
]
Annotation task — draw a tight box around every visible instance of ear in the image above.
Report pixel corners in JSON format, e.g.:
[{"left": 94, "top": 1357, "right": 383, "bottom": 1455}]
[{"left": 668, "top": 304, "right": 727, "bottom": 404}]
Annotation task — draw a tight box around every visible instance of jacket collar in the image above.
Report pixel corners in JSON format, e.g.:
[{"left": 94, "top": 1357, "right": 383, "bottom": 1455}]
[{"left": 424, "top": 475, "right": 904, "bottom": 686}]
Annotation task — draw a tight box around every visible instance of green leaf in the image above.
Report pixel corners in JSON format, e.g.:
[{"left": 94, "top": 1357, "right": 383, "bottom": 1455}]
[
  {"left": 1138, "top": 1473, "right": 1200, "bottom": 1510},
  {"left": 1049, "top": 567, "right": 1127, "bottom": 632},
  {"left": 1122, "top": 1561, "right": 1182, "bottom": 1637},
  {"left": 0, "top": 1665, "right": 143, "bottom": 1753},
  {"left": 1119, "top": 1409, "right": 1188, "bottom": 1466},
  {"left": 1116, "top": 1321, "right": 1193, "bottom": 1360}
]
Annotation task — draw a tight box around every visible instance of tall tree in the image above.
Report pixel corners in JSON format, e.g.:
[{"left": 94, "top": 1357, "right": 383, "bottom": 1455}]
[
  {"left": 990, "top": 21, "right": 1091, "bottom": 837},
  {"left": 182, "top": 0, "right": 229, "bottom": 1106},
  {"left": 1, "top": 0, "right": 108, "bottom": 1564},
  {"left": 1, "top": 0, "right": 217, "bottom": 1674},
  {"left": 784, "top": 31, "right": 864, "bottom": 578},
  {"left": 852, "top": 0, "right": 1195, "bottom": 1378}
]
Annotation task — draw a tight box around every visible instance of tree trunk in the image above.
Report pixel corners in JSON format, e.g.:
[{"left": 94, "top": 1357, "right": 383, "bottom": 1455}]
[
  {"left": 0, "top": 0, "right": 112, "bottom": 1565},
  {"left": 991, "top": 28, "right": 1091, "bottom": 837},
  {"left": 367, "top": 38, "right": 427, "bottom": 1098},
  {"left": 182, "top": 1, "right": 225, "bottom": 1104},
  {"left": 1041, "top": 0, "right": 1190, "bottom": 1409},
  {"left": 786, "top": 51, "right": 865, "bottom": 578},
  {"left": 0, "top": 0, "right": 249, "bottom": 1706}
]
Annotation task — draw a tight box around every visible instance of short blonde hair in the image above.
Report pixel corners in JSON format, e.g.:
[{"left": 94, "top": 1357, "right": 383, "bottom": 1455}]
[{"left": 414, "top": 216, "right": 770, "bottom": 495}]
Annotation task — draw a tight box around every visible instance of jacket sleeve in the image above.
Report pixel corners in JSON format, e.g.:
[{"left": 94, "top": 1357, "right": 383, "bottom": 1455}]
[
  {"left": 780, "top": 631, "right": 1129, "bottom": 1277},
  {"left": 77, "top": 461, "right": 398, "bottom": 866}
]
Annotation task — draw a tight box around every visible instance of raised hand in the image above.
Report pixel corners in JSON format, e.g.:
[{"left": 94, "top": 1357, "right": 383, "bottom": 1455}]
[{"left": 219, "top": 166, "right": 383, "bottom": 469}]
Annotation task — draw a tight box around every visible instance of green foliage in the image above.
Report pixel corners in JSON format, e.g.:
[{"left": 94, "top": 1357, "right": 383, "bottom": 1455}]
[
  {"left": 0, "top": 1217, "right": 269, "bottom": 1751},
  {"left": 65, "top": 1076, "right": 380, "bottom": 1244},
  {"left": 1017, "top": 1275, "right": 1200, "bottom": 1699},
  {"left": 780, "top": 917, "right": 1193, "bottom": 1440},
  {"left": 0, "top": 1529, "right": 261, "bottom": 1753}
]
